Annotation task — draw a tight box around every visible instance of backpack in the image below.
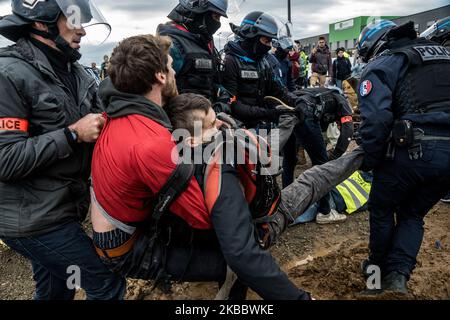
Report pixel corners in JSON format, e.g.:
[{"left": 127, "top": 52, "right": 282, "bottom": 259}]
[{"left": 152, "top": 127, "right": 281, "bottom": 232}]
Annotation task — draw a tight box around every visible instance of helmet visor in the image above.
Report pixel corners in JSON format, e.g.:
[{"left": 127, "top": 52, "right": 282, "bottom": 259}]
[
  {"left": 276, "top": 37, "right": 294, "bottom": 50},
  {"left": 55, "top": 0, "right": 111, "bottom": 45},
  {"left": 420, "top": 22, "right": 437, "bottom": 40}
]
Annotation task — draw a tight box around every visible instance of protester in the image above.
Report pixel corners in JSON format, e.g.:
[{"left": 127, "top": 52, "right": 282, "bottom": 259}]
[
  {"left": 332, "top": 47, "right": 352, "bottom": 89},
  {"left": 309, "top": 37, "right": 332, "bottom": 87}
]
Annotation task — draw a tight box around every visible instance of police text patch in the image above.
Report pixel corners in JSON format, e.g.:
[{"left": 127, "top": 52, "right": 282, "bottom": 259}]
[
  {"left": 194, "top": 58, "right": 213, "bottom": 70},
  {"left": 0, "top": 118, "right": 29, "bottom": 132},
  {"left": 413, "top": 46, "right": 450, "bottom": 62},
  {"left": 241, "top": 71, "right": 259, "bottom": 79}
]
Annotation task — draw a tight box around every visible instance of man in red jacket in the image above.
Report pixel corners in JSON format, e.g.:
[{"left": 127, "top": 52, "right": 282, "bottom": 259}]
[{"left": 90, "top": 34, "right": 314, "bottom": 300}]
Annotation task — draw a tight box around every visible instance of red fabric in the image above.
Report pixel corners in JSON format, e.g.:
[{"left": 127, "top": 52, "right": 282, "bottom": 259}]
[
  {"left": 92, "top": 114, "right": 212, "bottom": 229},
  {"left": 289, "top": 51, "right": 300, "bottom": 79}
]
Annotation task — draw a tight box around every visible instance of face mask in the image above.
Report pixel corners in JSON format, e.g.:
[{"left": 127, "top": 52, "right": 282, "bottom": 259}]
[
  {"left": 275, "top": 48, "right": 288, "bottom": 60},
  {"left": 204, "top": 13, "right": 221, "bottom": 36},
  {"left": 254, "top": 40, "right": 272, "bottom": 58}
]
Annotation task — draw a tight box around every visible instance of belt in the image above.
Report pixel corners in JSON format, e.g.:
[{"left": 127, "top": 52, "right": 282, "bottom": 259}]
[
  {"left": 95, "top": 230, "right": 141, "bottom": 259},
  {"left": 414, "top": 128, "right": 450, "bottom": 141}
]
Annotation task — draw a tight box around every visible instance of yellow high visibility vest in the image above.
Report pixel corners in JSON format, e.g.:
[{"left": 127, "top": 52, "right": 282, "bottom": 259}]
[{"left": 335, "top": 171, "right": 371, "bottom": 214}]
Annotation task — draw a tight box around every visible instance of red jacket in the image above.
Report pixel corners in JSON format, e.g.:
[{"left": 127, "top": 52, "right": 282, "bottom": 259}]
[{"left": 92, "top": 80, "right": 211, "bottom": 229}]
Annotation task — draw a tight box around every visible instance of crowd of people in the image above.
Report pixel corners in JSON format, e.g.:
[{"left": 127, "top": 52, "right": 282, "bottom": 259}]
[{"left": 0, "top": 0, "right": 449, "bottom": 301}]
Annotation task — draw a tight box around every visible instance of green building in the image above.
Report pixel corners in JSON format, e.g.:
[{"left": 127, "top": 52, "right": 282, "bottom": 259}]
[{"left": 329, "top": 16, "right": 400, "bottom": 52}]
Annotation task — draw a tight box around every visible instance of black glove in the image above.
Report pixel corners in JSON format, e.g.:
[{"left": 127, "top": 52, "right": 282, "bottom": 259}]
[
  {"left": 267, "top": 108, "right": 286, "bottom": 123},
  {"left": 255, "top": 206, "right": 288, "bottom": 250},
  {"left": 213, "top": 102, "right": 232, "bottom": 115}
]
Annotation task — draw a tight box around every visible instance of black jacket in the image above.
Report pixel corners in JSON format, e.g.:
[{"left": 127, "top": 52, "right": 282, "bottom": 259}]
[
  {"left": 332, "top": 57, "right": 352, "bottom": 81},
  {"left": 199, "top": 162, "right": 308, "bottom": 300},
  {"left": 222, "top": 41, "right": 298, "bottom": 128},
  {"left": 0, "top": 38, "right": 101, "bottom": 237}
]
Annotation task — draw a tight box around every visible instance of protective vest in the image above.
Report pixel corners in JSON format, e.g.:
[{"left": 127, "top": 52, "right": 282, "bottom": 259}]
[
  {"left": 162, "top": 30, "right": 217, "bottom": 100},
  {"left": 335, "top": 171, "right": 371, "bottom": 214},
  {"left": 389, "top": 38, "right": 450, "bottom": 118},
  {"left": 229, "top": 54, "right": 273, "bottom": 107}
]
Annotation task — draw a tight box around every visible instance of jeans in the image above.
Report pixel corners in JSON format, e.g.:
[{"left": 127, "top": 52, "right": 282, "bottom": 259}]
[
  {"left": 2, "top": 221, "right": 125, "bottom": 300},
  {"left": 368, "top": 131, "right": 450, "bottom": 279}
]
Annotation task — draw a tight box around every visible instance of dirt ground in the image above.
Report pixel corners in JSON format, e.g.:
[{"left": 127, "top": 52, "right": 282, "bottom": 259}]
[{"left": 1, "top": 202, "right": 448, "bottom": 300}]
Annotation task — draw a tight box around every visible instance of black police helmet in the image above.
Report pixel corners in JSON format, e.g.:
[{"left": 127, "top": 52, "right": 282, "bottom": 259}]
[
  {"left": 179, "top": 0, "right": 228, "bottom": 18},
  {"left": 12, "top": 0, "right": 62, "bottom": 24},
  {"left": 420, "top": 16, "right": 450, "bottom": 45},
  {"left": 231, "top": 11, "right": 279, "bottom": 40},
  {"left": 356, "top": 19, "right": 397, "bottom": 62}
]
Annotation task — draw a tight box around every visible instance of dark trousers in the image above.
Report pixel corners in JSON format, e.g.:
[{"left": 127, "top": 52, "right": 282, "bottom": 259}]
[
  {"left": 101, "top": 229, "right": 247, "bottom": 299},
  {"left": 2, "top": 221, "right": 125, "bottom": 300},
  {"left": 283, "top": 117, "right": 331, "bottom": 214},
  {"left": 368, "top": 134, "right": 450, "bottom": 279}
]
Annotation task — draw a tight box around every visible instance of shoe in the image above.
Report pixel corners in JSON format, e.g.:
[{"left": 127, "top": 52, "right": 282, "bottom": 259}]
[
  {"left": 441, "top": 191, "right": 450, "bottom": 203},
  {"left": 382, "top": 271, "right": 409, "bottom": 295},
  {"left": 316, "top": 209, "right": 347, "bottom": 224}
]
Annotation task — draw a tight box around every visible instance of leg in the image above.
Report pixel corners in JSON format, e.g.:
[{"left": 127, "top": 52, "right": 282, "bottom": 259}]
[
  {"left": 3, "top": 222, "right": 125, "bottom": 300},
  {"left": 282, "top": 133, "right": 297, "bottom": 188}
]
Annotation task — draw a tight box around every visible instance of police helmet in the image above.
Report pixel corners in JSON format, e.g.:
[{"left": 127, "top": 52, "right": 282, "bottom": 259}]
[
  {"left": 272, "top": 36, "right": 294, "bottom": 51},
  {"left": 231, "top": 11, "right": 279, "bottom": 39},
  {"left": 356, "top": 19, "right": 397, "bottom": 62},
  {"left": 179, "top": 0, "right": 228, "bottom": 18},
  {"left": 420, "top": 16, "right": 450, "bottom": 45}
]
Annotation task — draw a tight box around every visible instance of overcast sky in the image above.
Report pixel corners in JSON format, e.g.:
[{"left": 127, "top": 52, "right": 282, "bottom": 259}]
[{"left": 0, "top": 0, "right": 448, "bottom": 65}]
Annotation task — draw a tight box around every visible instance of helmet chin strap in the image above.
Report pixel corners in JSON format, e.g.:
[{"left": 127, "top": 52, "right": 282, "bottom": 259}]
[{"left": 29, "top": 24, "right": 81, "bottom": 62}]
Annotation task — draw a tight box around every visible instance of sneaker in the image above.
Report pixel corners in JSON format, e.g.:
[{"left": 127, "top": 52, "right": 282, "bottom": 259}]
[
  {"left": 441, "top": 191, "right": 450, "bottom": 203},
  {"left": 316, "top": 209, "right": 347, "bottom": 224}
]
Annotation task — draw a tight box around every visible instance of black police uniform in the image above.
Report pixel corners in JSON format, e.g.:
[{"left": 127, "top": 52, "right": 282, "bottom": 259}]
[
  {"left": 221, "top": 41, "right": 298, "bottom": 129},
  {"left": 358, "top": 36, "right": 450, "bottom": 280},
  {"left": 158, "top": 22, "right": 220, "bottom": 101}
]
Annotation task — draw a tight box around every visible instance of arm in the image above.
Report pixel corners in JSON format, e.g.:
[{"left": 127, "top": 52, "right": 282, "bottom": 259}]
[
  {"left": 358, "top": 55, "right": 404, "bottom": 170},
  {"left": 211, "top": 164, "right": 310, "bottom": 300},
  {"left": 330, "top": 94, "right": 354, "bottom": 159},
  {"left": 281, "top": 147, "right": 364, "bottom": 219},
  {"left": 328, "top": 53, "right": 333, "bottom": 77},
  {"left": 332, "top": 60, "right": 337, "bottom": 83},
  {"left": 330, "top": 121, "right": 353, "bottom": 159},
  {"left": 222, "top": 56, "right": 282, "bottom": 123},
  {"left": 0, "top": 71, "right": 74, "bottom": 182}
]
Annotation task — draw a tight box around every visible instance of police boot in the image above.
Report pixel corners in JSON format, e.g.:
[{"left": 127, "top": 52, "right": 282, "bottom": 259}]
[{"left": 381, "top": 271, "right": 409, "bottom": 295}]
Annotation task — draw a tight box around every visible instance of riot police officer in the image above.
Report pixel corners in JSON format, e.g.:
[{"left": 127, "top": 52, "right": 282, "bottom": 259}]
[
  {"left": 158, "top": 0, "right": 228, "bottom": 101},
  {"left": 357, "top": 20, "right": 450, "bottom": 295},
  {"left": 421, "top": 16, "right": 450, "bottom": 203},
  {"left": 0, "top": 0, "right": 125, "bottom": 299},
  {"left": 221, "top": 11, "right": 302, "bottom": 130},
  {"left": 267, "top": 36, "right": 296, "bottom": 92},
  {"left": 283, "top": 87, "right": 354, "bottom": 224}
]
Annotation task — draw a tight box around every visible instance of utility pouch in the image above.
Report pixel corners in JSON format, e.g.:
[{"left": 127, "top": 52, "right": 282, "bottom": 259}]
[{"left": 393, "top": 120, "right": 414, "bottom": 147}]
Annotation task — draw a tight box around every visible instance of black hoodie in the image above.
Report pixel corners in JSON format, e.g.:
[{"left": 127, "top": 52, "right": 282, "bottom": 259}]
[{"left": 99, "top": 77, "right": 172, "bottom": 130}]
